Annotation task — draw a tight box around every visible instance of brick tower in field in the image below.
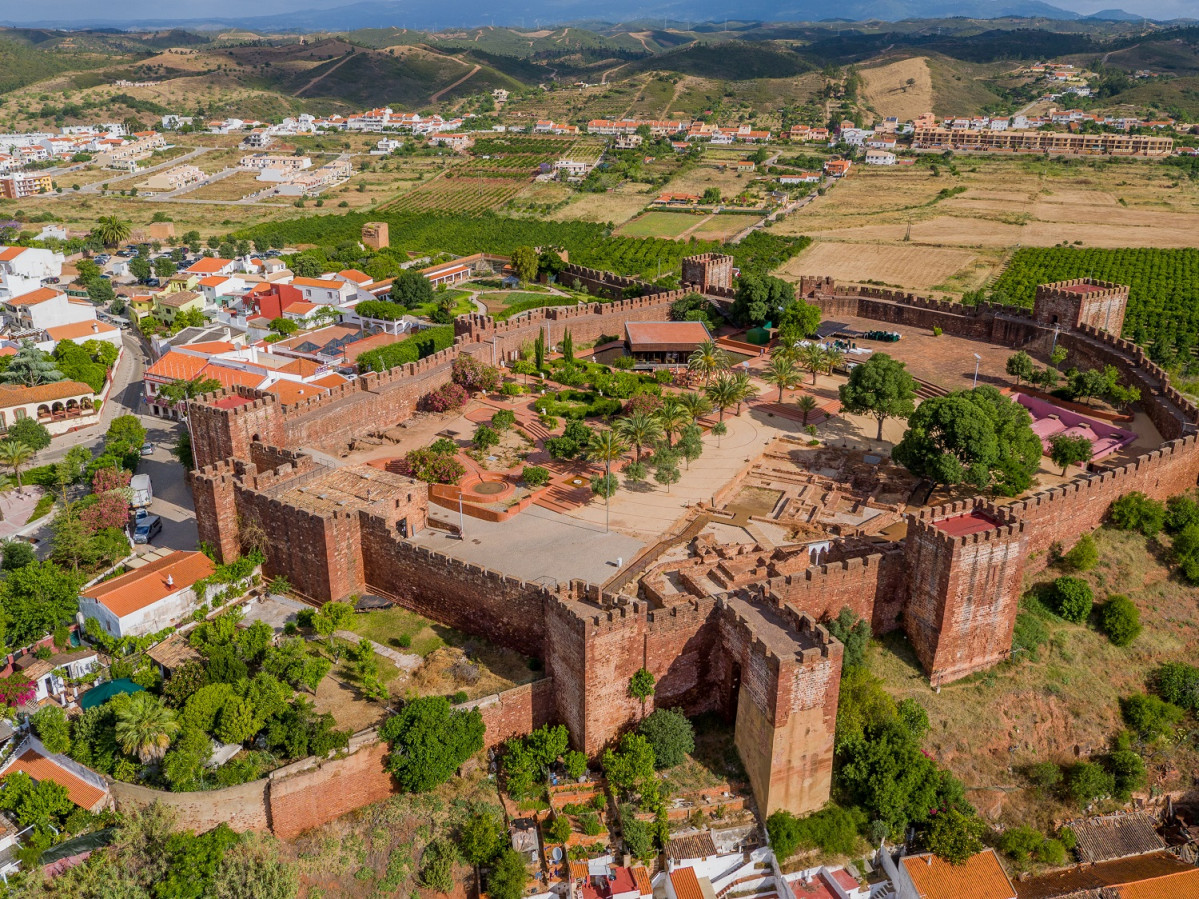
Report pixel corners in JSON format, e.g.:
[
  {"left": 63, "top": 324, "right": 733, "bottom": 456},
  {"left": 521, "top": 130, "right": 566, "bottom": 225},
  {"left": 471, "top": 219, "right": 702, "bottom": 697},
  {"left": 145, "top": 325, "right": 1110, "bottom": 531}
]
[
  {"left": 682, "top": 253, "right": 734, "bottom": 292},
  {"left": 1033, "top": 278, "right": 1129, "bottom": 336},
  {"left": 902, "top": 502, "right": 1026, "bottom": 688}
]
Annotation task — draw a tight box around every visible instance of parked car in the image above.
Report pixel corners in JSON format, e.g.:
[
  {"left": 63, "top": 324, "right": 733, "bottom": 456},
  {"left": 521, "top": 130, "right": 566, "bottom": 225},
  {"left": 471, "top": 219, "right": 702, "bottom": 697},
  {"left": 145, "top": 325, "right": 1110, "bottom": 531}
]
[
  {"left": 42, "top": 276, "right": 60, "bottom": 284},
  {"left": 146, "top": 278, "right": 160, "bottom": 287},
  {"left": 130, "top": 473, "right": 153, "bottom": 508},
  {"left": 140, "top": 442, "right": 154, "bottom": 456},
  {"left": 133, "top": 515, "right": 162, "bottom": 545}
]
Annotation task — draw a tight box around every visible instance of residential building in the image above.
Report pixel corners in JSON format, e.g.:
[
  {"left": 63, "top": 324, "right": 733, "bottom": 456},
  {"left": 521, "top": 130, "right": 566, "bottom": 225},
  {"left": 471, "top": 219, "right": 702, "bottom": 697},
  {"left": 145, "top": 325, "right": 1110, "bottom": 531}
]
[
  {"left": 824, "top": 159, "right": 852, "bottom": 177},
  {"left": 911, "top": 127, "right": 1173, "bottom": 157},
  {"left": 421, "top": 260, "right": 472, "bottom": 289},
  {"left": 13, "top": 650, "right": 100, "bottom": 703},
  {"left": 864, "top": 149, "right": 897, "bottom": 165},
  {"left": 197, "top": 275, "right": 247, "bottom": 304},
  {"left": 0, "top": 245, "right": 63, "bottom": 280},
  {"left": 273, "top": 160, "right": 352, "bottom": 196},
  {"left": 240, "top": 129, "right": 273, "bottom": 149},
  {"left": 44, "top": 320, "right": 122, "bottom": 349},
  {"left": 184, "top": 257, "right": 237, "bottom": 278},
  {"left": 655, "top": 193, "right": 701, "bottom": 206},
  {"left": 0, "top": 380, "right": 99, "bottom": 434},
  {"left": 779, "top": 173, "right": 821, "bottom": 185},
  {"left": 614, "top": 134, "right": 643, "bottom": 149},
  {"left": 78, "top": 551, "right": 217, "bottom": 638},
  {"left": 0, "top": 172, "right": 54, "bottom": 199},
  {"left": 372, "top": 138, "right": 403, "bottom": 155},
  {"left": 0, "top": 736, "right": 110, "bottom": 811},
  {"left": 4, "top": 286, "right": 98, "bottom": 331},
  {"left": 892, "top": 849, "right": 1015, "bottom": 899},
  {"left": 290, "top": 277, "right": 356, "bottom": 306},
  {"left": 140, "top": 164, "right": 204, "bottom": 195},
  {"left": 240, "top": 154, "right": 313, "bottom": 181},
  {"left": 152, "top": 290, "right": 205, "bottom": 326},
  {"left": 553, "top": 159, "right": 592, "bottom": 179},
  {"left": 1011, "top": 849, "right": 1199, "bottom": 897}
]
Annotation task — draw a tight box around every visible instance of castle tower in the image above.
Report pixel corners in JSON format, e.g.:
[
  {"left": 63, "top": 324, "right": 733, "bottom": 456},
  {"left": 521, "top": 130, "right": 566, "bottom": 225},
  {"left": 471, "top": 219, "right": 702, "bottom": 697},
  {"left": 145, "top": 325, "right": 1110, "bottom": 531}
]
[
  {"left": 902, "top": 503, "right": 1026, "bottom": 687},
  {"left": 681, "top": 253, "right": 734, "bottom": 293},
  {"left": 1033, "top": 278, "right": 1129, "bottom": 336},
  {"left": 362, "top": 222, "right": 389, "bottom": 250}
]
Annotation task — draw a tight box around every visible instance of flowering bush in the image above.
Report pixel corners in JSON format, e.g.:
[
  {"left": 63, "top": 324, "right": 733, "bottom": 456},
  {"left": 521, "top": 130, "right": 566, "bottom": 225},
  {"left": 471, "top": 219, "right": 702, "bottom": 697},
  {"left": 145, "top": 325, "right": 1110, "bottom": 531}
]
[
  {"left": 451, "top": 356, "right": 501, "bottom": 394},
  {"left": 92, "top": 467, "right": 131, "bottom": 494},
  {"left": 622, "top": 393, "right": 663, "bottom": 416},
  {"left": 80, "top": 491, "right": 131, "bottom": 535},
  {"left": 422, "top": 382, "right": 468, "bottom": 413},
  {"left": 0, "top": 673, "right": 35, "bottom": 707}
]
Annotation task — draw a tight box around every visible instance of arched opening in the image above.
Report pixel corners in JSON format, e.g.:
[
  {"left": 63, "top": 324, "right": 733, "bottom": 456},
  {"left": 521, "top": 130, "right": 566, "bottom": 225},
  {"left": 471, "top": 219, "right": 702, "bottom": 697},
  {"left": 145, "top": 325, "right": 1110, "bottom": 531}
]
[{"left": 36, "top": 404, "right": 51, "bottom": 420}]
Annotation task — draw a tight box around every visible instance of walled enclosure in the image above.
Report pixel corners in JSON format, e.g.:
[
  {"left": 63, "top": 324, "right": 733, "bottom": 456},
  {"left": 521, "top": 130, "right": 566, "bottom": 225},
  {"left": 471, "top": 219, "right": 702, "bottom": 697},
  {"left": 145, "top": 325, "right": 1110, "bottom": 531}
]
[{"left": 183, "top": 267, "right": 1199, "bottom": 837}]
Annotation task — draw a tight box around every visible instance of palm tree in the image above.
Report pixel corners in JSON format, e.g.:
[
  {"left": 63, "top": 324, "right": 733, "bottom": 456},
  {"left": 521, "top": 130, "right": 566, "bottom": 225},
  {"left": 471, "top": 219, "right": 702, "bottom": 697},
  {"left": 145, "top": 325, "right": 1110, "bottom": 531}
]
[
  {"left": 615, "top": 411, "right": 663, "bottom": 462},
  {"left": 677, "top": 391, "right": 713, "bottom": 423},
  {"left": 656, "top": 397, "right": 690, "bottom": 448},
  {"left": 687, "top": 340, "right": 729, "bottom": 385},
  {"left": 706, "top": 375, "right": 740, "bottom": 423},
  {"left": 115, "top": 693, "right": 180, "bottom": 764},
  {"left": 587, "top": 429, "right": 628, "bottom": 534},
  {"left": 92, "top": 216, "right": 132, "bottom": 249},
  {"left": 731, "top": 371, "right": 760, "bottom": 415},
  {"left": 763, "top": 356, "right": 800, "bottom": 403},
  {"left": 796, "top": 344, "right": 828, "bottom": 385},
  {"left": 824, "top": 346, "right": 845, "bottom": 377},
  {"left": 796, "top": 394, "right": 820, "bottom": 425},
  {"left": 0, "top": 440, "right": 34, "bottom": 493}
]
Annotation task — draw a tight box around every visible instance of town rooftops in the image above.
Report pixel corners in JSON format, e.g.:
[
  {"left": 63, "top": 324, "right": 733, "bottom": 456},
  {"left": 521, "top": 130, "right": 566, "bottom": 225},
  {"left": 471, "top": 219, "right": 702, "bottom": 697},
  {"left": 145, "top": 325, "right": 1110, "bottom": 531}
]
[
  {"left": 6, "top": 286, "right": 63, "bottom": 306},
  {"left": 80, "top": 551, "right": 215, "bottom": 618},
  {"left": 0, "top": 380, "right": 95, "bottom": 408},
  {"left": 0, "top": 246, "right": 30, "bottom": 262},
  {"left": 45, "top": 320, "right": 119, "bottom": 342},
  {"left": 291, "top": 277, "right": 347, "bottom": 289},
  {"left": 145, "top": 351, "right": 210, "bottom": 382},
  {"left": 1, "top": 744, "right": 108, "bottom": 810},
  {"left": 1015, "top": 850, "right": 1198, "bottom": 898},
  {"left": 156, "top": 290, "right": 203, "bottom": 309},
  {"left": 1070, "top": 813, "right": 1167, "bottom": 863},
  {"left": 791, "top": 876, "right": 836, "bottom": 899},
  {"left": 665, "top": 830, "right": 717, "bottom": 860},
  {"left": 263, "top": 379, "right": 325, "bottom": 404},
  {"left": 668, "top": 867, "right": 705, "bottom": 899},
  {"left": 902, "top": 848, "right": 1016, "bottom": 899},
  {"left": 185, "top": 257, "right": 233, "bottom": 275},
  {"left": 337, "top": 269, "right": 372, "bottom": 285}
]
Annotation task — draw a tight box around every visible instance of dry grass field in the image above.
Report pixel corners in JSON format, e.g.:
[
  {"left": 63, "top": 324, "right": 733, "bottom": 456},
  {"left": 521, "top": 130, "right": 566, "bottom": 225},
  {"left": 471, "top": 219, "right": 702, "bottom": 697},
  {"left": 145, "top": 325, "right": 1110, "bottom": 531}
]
[
  {"left": 778, "top": 241, "right": 990, "bottom": 291},
  {"left": 616, "top": 210, "right": 703, "bottom": 238},
  {"left": 550, "top": 183, "right": 653, "bottom": 225},
  {"left": 860, "top": 57, "right": 934, "bottom": 122},
  {"left": 181, "top": 171, "right": 265, "bottom": 201},
  {"left": 692, "top": 213, "right": 761, "bottom": 240},
  {"left": 773, "top": 156, "right": 1199, "bottom": 292}
]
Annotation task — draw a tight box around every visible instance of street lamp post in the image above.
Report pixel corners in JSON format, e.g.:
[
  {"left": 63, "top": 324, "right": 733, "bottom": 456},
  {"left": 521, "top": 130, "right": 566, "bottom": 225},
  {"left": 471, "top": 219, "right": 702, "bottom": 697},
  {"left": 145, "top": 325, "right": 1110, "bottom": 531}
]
[{"left": 972, "top": 353, "right": 981, "bottom": 388}]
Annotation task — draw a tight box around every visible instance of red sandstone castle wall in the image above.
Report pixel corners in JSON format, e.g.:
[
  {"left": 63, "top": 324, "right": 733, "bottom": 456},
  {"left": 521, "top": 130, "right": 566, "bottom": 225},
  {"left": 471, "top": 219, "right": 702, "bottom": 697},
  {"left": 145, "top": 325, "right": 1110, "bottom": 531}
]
[
  {"left": 766, "top": 549, "right": 907, "bottom": 634},
  {"left": 359, "top": 515, "right": 550, "bottom": 658}
]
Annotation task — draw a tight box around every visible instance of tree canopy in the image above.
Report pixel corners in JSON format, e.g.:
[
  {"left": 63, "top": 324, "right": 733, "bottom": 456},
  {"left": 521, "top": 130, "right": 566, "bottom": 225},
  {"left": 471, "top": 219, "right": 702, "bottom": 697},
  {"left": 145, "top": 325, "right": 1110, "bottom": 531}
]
[
  {"left": 893, "top": 385, "right": 1042, "bottom": 496},
  {"left": 378, "top": 696, "right": 484, "bottom": 792},
  {"left": 730, "top": 273, "right": 795, "bottom": 327},
  {"left": 837, "top": 353, "right": 917, "bottom": 440}
]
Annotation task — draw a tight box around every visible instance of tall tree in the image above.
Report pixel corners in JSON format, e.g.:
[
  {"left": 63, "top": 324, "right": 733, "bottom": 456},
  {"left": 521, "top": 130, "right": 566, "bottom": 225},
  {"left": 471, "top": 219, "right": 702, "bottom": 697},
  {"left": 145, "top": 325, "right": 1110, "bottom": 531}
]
[
  {"left": 510, "top": 246, "right": 539, "bottom": 283},
  {"left": 776, "top": 299, "right": 822, "bottom": 350},
  {"left": 838, "top": 352, "right": 917, "bottom": 440},
  {"left": 677, "top": 391, "right": 712, "bottom": 423},
  {"left": 730, "top": 371, "right": 759, "bottom": 414},
  {"left": 795, "top": 344, "right": 827, "bottom": 386},
  {"left": 0, "top": 440, "right": 34, "bottom": 491},
  {"left": 587, "top": 429, "right": 628, "bottom": 533},
  {"left": 687, "top": 339, "right": 728, "bottom": 384},
  {"left": 656, "top": 397, "right": 689, "bottom": 448},
  {"left": 615, "top": 411, "right": 663, "bottom": 462},
  {"left": 1049, "top": 433, "right": 1093, "bottom": 476},
  {"left": 730, "top": 273, "right": 795, "bottom": 327},
  {"left": 1, "top": 342, "right": 64, "bottom": 386},
  {"left": 763, "top": 355, "right": 800, "bottom": 402},
  {"left": 705, "top": 375, "right": 739, "bottom": 422},
  {"left": 92, "top": 216, "right": 132, "bottom": 249}
]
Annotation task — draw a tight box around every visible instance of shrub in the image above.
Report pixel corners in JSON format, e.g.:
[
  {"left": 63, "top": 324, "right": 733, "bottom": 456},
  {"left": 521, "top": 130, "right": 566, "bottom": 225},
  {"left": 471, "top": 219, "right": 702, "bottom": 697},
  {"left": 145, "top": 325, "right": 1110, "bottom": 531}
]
[
  {"left": 501, "top": 382, "right": 523, "bottom": 396},
  {"left": 543, "top": 815, "right": 571, "bottom": 845},
  {"left": 1012, "top": 607, "right": 1051, "bottom": 660},
  {"left": 998, "top": 825, "right": 1045, "bottom": 863},
  {"left": 521, "top": 466, "right": 551, "bottom": 488},
  {"left": 429, "top": 437, "right": 457, "bottom": 455},
  {"left": 1110, "top": 492, "right": 1165, "bottom": 537},
  {"left": 472, "top": 425, "right": 500, "bottom": 452},
  {"left": 1171, "top": 522, "right": 1199, "bottom": 583},
  {"left": 1153, "top": 662, "right": 1199, "bottom": 711},
  {"left": 578, "top": 812, "right": 603, "bottom": 837},
  {"left": 1107, "top": 749, "right": 1146, "bottom": 800},
  {"left": 452, "top": 355, "right": 501, "bottom": 393},
  {"left": 1121, "top": 693, "right": 1184, "bottom": 741},
  {"left": 491, "top": 409, "right": 517, "bottom": 431},
  {"left": 637, "top": 708, "right": 694, "bottom": 769},
  {"left": 1062, "top": 533, "right": 1098, "bottom": 571},
  {"left": 1099, "top": 595, "right": 1141, "bottom": 646},
  {"left": 1051, "top": 576, "right": 1093, "bottom": 623},
  {"left": 1165, "top": 494, "right": 1199, "bottom": 534},
  {"left": 767, "top": 805, "right": 866, "bottom": 861},
  {"left": 423, "top": 382, "right": 468, "bottom": 413},
  {"left": 1065, "top": 761, "right": 1114, "bottom": 807},
  {"left": 399, "top": 448, "right": 466, "bottom": 484},
  {"left": 1025, "top": 761, "right": 1062, "bottom": 796}
]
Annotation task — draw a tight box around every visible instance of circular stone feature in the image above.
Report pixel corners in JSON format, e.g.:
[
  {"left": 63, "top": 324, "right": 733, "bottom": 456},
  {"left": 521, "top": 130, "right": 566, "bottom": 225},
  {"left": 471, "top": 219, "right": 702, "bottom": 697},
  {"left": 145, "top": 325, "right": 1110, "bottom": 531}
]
[{"left": 473, "top": 481, "right": 507, "bottom": 495}]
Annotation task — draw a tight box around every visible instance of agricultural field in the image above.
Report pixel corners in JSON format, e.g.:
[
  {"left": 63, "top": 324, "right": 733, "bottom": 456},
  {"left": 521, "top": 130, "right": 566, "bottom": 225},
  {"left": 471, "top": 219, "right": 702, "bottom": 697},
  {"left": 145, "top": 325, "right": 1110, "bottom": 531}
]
[
  {"left": 691, "top": 213, "right": 761, "bottom": 240},
  {"left": 380, "top": 174, "right": 529, "bottom": 214},
  {"left": 659, "top": 163, "right": 762, "bottom": 201},
  {"left": 777, "top": 240, "right": 994, "bottom": 292},
  {"left": 549, "top": 183, "right": 656, "bottom": 225},
  {"left": 181, "top": 171, "right": 265, "bottom": 201},
  {"left": 991, "top": 246, "right": 1199, "bottom": 354},
  {"left": 616, "top": 210, "right": 704, "bottom": 238}
]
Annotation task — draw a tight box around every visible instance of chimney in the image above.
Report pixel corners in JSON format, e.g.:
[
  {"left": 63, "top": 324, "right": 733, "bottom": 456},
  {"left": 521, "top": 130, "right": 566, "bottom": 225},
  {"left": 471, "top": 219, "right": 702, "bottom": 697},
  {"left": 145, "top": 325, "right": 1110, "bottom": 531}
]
[
  {"left": 91, "top": 322, "right": 98, "bottom": 333},
  {"left": 166, "top": 574, "right": 174, "bottom": 588}
]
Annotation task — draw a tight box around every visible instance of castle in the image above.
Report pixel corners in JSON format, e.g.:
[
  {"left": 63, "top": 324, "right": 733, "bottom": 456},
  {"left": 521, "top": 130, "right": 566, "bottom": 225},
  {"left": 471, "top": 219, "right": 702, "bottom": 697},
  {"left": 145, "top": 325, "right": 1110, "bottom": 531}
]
[{"left": 186, "top": 263, "right": 1199, "bottom": 826}]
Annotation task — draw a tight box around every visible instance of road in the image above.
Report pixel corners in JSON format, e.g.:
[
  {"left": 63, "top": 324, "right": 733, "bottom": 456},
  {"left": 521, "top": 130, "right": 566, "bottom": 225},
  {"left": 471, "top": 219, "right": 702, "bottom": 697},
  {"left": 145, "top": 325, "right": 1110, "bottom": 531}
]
[
  {"left": 44, "top": 146, "right": 213, "bottom": 197},
  {"left": 36, "top": 330, "right": 199, "bottom": 554}
]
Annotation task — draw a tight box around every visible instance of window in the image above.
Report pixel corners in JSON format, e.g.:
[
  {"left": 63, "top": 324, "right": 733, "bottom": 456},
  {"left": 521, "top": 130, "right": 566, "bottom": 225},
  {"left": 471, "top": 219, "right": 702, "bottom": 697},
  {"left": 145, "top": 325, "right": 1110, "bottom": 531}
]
[{"left": 14, "top": 408, "right": 26, "bottom": 421}]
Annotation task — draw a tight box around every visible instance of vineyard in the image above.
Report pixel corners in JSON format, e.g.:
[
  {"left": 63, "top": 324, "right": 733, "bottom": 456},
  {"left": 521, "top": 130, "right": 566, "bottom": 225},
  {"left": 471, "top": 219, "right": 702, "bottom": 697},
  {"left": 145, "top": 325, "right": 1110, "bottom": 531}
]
[
  {"left": 237, "top": 211, "right": 809, "bottom": 282},
  {"left": 381, "top": 176, "right": 528, "bottom": 214},
  {"left": 991, "top": 247, "right": 1199, "bottom": 359}
]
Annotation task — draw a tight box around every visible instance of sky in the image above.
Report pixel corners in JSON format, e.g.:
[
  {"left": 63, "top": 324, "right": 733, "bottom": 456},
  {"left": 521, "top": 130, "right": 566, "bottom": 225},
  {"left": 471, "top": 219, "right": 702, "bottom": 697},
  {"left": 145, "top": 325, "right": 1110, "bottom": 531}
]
[{"left": 0, "top": 0, "right": 1191, "bottom": 23}]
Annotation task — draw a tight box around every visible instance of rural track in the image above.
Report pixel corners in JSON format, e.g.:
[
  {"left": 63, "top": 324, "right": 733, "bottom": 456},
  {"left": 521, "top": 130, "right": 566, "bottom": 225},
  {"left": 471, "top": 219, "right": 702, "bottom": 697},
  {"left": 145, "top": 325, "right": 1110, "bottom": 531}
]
[
  {"left": 296, "top": 53, "right": 355, "bottom": 97},
  {"left": 430, "top": 64, "right": 482, "bottom": 103}
]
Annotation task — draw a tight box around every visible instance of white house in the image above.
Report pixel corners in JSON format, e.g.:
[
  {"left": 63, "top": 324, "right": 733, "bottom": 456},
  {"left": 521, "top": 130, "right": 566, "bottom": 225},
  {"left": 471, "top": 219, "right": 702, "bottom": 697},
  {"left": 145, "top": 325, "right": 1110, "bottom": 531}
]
[
  {"left": 290, "top": 277, "right": 356, "bottom": 306},
  {"left": 5, "top": 287, "right": 98, "bottom": 332},
  {"left": 43, "top": 319, "right": 123, "bottom": 350},
  {"left": 13, "top": 648, "right": 101, "bottom": 703},
  {"left": 78, "top": 551, "right": 216, "bottom": 638},
  {"left": 0, "top": 246, "right": 63, "bottom": 281},
  {"left": 0, "top": 380, "right": 100, "bottom": 435},
  {"left": 864, "top": 149, "right": 897, "bottom": 165}
]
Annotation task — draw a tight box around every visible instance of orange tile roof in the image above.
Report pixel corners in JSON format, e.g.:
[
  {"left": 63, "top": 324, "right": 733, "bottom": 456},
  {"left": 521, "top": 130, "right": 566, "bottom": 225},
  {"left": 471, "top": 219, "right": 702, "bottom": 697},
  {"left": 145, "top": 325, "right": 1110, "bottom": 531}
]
[
  {"left": 0, "top": 347, "right": 16, "bottom": 357},
  {"left": 286, "top": 301, "right": 317, "bottom": 314},
  {"left": 180, "top": 341, "right": 237, "bottom": 355},
  {"left": 4, "top": 749, "right": 107, "bottom": 810},
  {"left": 0, "top": 246, "right": 28, "bottom": 261},
  {"left": 199, "top": 363, "right": 266, "bottom": 391},
  {"left": 902, "top": 850, "right": 1016, "bottom": 899},
  {"left": 312, "top": 373, "right": 349, "bottom": 389},
  {"left": 145, "top": 352, "right": 209, "bottom": 382},
  {"left": 338, "top": 269, "right": 371, "bottom": 284},
  {"left": 81, "top": 551, "right": 214, "bottom": 618},
  {"left": 625, "top": 321, "right": 710, "bottom": 348},
  {"left": 264, "top": 379, "right": 326, "bottom": 404},
  {"left": 45, "top": 320, "right": 118, "bottom": 341},
  {"left": 279, "top": 357, "right": 321, "bottom": 376},
  {"left": 186, "top": 257, "right": 233, "bottom": 275},
  {"left": 198, "top": 275, "right": 236, "bottom": 287},
  {"left": 7, "top": 286, "right": 62, "bottom": 306},
  {"left": 568, "top": 861, "right": 589, "bottom": 881},
  {"left": 0, "top": 380, "right": 94, "bottom": 408},
  {"left": 292, "top": 277, "right": 345, "bottom": 289},
  {"left": 1117, "top": 869, "right": 1199, "bottom": 898},
  {"left": 631, "top": 866, "right": 652, "bottom": 897},
  {"left": 669, "top": 867, "right": 705, "bottom": 899}
]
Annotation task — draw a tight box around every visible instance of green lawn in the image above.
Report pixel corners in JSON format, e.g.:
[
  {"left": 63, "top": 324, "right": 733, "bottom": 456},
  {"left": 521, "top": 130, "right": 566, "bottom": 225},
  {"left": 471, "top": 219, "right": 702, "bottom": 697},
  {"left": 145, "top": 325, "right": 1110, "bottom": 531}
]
[
  {"left": 616, "top": 211, "right": 702, "bottom": 239},
  {"left": 347, "top": 607, "right": 448, "bottom": 656}
]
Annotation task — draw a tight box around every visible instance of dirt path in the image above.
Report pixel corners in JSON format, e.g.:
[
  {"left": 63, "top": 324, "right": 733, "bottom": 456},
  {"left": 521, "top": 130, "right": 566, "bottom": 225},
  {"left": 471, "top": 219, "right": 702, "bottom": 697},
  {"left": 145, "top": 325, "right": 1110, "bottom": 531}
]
[
  {"left": 295, "top": 53, "right": 355, "bottom": 97},
  {"left": 431, "top": 64, "right": 481, "bottom": 103},
  {"left": 601, "top": 62, "right": 630, "bottom": 84}
]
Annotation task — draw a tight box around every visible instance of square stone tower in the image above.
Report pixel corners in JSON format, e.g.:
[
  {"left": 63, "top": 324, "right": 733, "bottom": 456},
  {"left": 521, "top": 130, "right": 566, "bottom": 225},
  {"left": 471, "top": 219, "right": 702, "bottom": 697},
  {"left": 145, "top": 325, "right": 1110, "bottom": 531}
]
[
  {"left": 682, "top": 253, "right": 734, "bottom": 292},
  {"left": 1033, "top": 278, "right": 1128, "bottom": 336},
  {"left": 362, "top": 222, "right": 389, "bottom": 250}
]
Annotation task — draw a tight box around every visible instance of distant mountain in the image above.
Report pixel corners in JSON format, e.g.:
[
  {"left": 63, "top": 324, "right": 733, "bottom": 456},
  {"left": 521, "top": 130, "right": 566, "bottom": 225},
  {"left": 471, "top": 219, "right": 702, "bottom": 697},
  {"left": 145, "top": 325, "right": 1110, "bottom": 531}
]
[
  {"left": 1, "top": 0, "right": 1116, "bottom": 31},
  {"left": 1082, "top": 8, "right": 1146, "bottom": 21}
]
